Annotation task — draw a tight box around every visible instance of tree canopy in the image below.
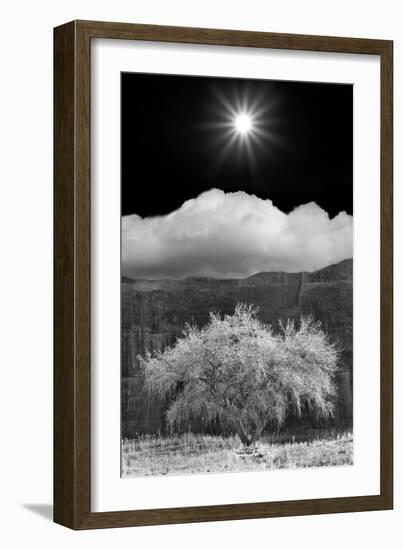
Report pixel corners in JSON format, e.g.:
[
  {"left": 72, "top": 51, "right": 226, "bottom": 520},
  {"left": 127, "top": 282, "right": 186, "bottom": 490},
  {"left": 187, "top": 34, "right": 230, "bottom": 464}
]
[{"left": 139, "top": 304, "right": 339, "bottom": 445}]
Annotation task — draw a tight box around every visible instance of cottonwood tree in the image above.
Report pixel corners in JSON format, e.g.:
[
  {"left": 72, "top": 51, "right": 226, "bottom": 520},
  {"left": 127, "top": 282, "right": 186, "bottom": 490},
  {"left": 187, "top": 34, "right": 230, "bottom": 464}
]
[{"left": 139, "top": 304, "right": 339, "bottom": 446}]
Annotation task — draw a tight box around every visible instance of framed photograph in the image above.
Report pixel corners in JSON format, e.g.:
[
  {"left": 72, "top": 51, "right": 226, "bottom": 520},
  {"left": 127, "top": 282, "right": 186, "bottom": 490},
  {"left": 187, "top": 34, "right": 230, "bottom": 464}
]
[{"left": 54, "top": 20, "right": 393, "bottom": 529}]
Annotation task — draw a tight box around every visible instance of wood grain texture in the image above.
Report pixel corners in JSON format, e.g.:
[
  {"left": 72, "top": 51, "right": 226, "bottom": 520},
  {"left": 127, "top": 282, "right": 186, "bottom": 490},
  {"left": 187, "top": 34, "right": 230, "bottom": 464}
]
[
  {"left": 54, "top": 21, "right": 76, "bottom": 528},
  {"left": 380, "top": 41, "right": 393, "bottom": 506},
  {"left": 73, "top": 19, "right": 391, "bottom": 54},
  {"left": 54, "top": 20, "right": 91, "bottom": 529},
  {"left": 54, "top": 20, "right": 393, "bottom": 530}
]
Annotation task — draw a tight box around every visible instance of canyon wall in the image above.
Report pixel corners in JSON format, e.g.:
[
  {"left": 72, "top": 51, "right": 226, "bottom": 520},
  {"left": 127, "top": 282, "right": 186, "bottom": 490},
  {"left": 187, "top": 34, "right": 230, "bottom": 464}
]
[{"left": 121, "top": 259, "right": 353, "bottom": 436}]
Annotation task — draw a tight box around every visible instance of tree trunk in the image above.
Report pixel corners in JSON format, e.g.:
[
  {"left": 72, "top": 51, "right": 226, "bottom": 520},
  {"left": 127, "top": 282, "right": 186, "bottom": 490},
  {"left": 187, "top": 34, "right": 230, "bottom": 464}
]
[
  {"left": 234, "top": 419, "right": 252, "bottom": 446},
  {"left": 250, "top": 420, "right": 264, "bottom": 444},
  {"left": 234, "top": 418, "right": 265, "bottom": 447}
]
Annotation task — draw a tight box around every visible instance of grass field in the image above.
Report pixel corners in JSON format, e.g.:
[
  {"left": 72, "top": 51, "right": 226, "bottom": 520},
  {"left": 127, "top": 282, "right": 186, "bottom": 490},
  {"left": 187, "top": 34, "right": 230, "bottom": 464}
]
[{"left": 121, "top": 430, "right": 353, "bottom": 477}]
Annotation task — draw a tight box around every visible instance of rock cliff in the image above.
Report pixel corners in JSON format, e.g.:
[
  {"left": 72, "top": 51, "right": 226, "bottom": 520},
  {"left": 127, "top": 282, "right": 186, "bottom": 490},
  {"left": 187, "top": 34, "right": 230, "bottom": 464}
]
[{"left": 122, "top": 259, "right": 353, "bottom": 436}]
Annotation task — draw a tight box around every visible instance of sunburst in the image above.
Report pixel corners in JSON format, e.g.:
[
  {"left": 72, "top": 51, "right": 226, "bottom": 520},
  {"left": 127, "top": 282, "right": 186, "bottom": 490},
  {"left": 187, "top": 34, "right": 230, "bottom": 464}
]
[{"left": 203, "top": 83, "right": 282, "bottom": 176}]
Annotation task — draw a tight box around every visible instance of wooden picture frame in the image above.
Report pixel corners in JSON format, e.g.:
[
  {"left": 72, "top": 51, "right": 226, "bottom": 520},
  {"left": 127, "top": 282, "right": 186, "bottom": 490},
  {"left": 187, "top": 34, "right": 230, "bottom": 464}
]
[{"left": 54, "top": 20, "right": 393, "bottom": 529}]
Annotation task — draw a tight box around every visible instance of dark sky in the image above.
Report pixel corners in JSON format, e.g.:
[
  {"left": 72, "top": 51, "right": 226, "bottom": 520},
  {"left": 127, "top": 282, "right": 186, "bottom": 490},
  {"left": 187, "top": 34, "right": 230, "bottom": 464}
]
[{"left": 121, "top": 73, "right": 353, "bottom": 218}]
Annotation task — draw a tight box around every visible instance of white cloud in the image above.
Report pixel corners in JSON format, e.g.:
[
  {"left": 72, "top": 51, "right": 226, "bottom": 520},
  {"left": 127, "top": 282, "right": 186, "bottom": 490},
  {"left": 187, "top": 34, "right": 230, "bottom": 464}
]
[{"left": 122, "top": 188, "right": 353, "bottom": 279}]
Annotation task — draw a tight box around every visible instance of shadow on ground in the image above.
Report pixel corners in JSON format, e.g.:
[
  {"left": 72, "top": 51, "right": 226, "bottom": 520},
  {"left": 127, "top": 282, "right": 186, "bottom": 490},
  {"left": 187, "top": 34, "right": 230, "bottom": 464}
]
[{"left": 23, "top": 504, "right": 53, "bottom": 522}]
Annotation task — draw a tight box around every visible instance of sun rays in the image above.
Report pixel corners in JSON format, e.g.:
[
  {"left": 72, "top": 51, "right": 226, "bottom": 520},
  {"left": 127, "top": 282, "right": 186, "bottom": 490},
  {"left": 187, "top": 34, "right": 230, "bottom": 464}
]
[{"left": 203, "top": 83, "right": 282, "bottom": 177}]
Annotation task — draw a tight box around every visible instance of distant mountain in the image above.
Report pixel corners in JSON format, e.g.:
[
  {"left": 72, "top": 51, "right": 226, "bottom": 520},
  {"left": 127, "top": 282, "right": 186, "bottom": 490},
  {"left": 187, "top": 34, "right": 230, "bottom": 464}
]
[
  {"left": 122, "top": 259, "right": 353, "bottom": 435},
  {"left": 122, "top": 258, "right": 353, "bottom": 286}
]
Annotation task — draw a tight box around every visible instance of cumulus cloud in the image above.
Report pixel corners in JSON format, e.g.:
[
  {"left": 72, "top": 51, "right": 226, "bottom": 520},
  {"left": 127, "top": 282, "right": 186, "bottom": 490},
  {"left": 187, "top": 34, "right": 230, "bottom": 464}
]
[{"left": 122, "top": 188, "right": 353, "bottom": 280}]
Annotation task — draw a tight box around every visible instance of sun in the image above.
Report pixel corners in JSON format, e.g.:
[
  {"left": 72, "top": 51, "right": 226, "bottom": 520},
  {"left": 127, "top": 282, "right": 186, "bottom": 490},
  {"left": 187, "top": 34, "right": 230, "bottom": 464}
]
[
  {"left": 203, "top": 85, "right": 280, "bottom": 175},
  {"left": 234, "top": 113, "right": 252, "bottom": 135}
]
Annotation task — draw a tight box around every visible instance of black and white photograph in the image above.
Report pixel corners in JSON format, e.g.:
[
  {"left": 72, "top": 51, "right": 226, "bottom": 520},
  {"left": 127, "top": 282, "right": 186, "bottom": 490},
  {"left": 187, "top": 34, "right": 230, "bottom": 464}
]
[{"left": 120, "top": 72, "right": 353, "bottom": 478}]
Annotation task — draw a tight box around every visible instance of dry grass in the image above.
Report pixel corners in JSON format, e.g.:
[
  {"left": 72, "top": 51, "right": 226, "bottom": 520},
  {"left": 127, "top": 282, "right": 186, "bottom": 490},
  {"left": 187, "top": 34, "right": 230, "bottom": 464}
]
[{"left": 121, "top": 431, "right": 353, "bottom": 477}]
